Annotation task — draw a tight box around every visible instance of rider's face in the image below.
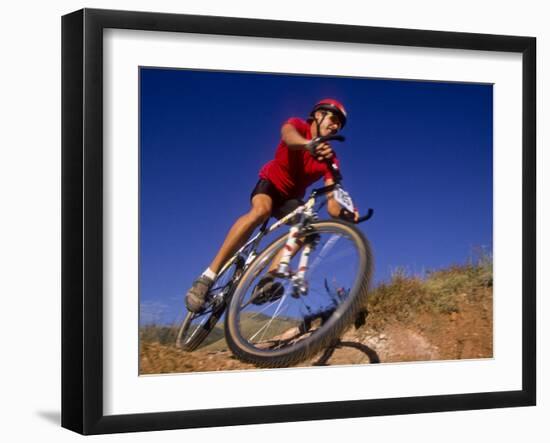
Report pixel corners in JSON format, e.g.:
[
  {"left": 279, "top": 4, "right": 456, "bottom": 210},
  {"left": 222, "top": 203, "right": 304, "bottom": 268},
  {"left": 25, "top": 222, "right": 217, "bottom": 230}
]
[{"left": 313, "top": 110, "right": 342, "bottom": 136}]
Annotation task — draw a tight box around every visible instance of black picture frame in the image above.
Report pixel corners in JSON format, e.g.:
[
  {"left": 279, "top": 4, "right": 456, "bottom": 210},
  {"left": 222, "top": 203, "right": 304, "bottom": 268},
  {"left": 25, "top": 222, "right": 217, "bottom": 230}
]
[{"left": 61, "top": 8, "right": 536, "bottom": 435}]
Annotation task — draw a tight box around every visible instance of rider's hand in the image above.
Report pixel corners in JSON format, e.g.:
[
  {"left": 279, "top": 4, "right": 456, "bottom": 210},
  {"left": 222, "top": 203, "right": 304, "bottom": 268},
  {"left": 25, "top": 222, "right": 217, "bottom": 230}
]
[
  {"left": 313, "top": 142, "right": 333, "bottom": 161},
  {"left": 305, "top": 138, "right": 334, "bottom": 161},
  {"left": 339, "top": 207, "right": 359, "bottom": 223},
  {"left": 316, "top": 142, "right": 334, "bottom": 161}
]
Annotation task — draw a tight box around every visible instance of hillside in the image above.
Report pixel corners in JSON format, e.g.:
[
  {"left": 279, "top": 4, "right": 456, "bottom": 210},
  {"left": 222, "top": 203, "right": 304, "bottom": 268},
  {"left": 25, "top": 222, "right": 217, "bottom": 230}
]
[{"left": 140, "top": 259, "right": 493, "bottom": 374}]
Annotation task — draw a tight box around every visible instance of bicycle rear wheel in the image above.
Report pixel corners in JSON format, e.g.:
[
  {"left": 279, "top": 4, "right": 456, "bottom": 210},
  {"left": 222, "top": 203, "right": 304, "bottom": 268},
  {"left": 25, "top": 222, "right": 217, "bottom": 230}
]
[
  {"left": 176, "top": 259, "right": 242, "bottom": 351},
  {"left": 224, "top": 220, "right": 373, "bottom": 367}
]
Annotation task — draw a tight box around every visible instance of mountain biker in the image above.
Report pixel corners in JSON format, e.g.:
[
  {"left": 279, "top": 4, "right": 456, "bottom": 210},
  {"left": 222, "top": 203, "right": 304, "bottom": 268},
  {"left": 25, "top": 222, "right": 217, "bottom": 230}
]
[{"left": 185, "top": 98, "right": 359, "bottom": 313}]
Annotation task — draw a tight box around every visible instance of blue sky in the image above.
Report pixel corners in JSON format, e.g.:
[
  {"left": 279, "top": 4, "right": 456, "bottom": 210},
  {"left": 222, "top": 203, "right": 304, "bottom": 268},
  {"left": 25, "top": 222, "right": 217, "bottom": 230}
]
[{"left": 139, "top": 67, "right": 493, "bottom": 325}]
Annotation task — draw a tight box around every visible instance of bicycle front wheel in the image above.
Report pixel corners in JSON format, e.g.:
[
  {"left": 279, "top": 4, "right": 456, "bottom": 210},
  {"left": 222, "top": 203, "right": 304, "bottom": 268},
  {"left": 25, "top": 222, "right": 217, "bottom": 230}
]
[{"left": 225, "top": 220, "right": 373, "bottom": 367}]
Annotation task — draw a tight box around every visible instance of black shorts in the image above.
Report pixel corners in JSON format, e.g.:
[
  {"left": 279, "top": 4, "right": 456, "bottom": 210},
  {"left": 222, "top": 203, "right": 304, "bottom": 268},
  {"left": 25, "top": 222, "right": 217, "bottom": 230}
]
[{"left": 250, "top": 179, "right": 304, "bottom": 221}]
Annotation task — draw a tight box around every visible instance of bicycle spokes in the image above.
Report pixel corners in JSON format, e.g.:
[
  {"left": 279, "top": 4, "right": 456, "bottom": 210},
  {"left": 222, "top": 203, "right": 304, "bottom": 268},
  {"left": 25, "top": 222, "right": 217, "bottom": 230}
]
[{"left": 233, "top": 228, "right": 360, "bottom": 351}]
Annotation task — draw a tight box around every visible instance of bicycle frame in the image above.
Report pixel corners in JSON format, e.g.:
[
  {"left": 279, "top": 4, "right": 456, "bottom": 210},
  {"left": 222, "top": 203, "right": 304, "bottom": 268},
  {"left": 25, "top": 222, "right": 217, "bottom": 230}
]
[{"left": 216, "top": 183, "right": 341, "bottom": 297}]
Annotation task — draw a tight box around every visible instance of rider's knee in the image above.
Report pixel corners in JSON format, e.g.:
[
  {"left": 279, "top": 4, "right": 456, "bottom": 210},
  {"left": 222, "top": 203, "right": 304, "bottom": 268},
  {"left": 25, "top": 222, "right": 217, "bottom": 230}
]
[{"left": 249, "top": 205, "right": 271, "bottom": 223}]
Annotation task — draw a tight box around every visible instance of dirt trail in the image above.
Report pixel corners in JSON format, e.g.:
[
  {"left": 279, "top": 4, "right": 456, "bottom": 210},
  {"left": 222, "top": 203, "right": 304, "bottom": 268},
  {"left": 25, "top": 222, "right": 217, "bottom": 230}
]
[{"left": 140, "top": 288, "right": 493, "bottom": 374}]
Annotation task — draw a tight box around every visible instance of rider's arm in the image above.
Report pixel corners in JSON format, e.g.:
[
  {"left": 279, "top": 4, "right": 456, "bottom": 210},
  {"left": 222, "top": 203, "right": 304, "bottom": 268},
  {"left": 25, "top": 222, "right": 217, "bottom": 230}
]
[
  {"left": 282, "top": 123, "right": 334, "bottom": 160},
  {"left": 324, "top": 178, "right": 359, "bottom": 222},
  {"left": 281, "top": 123, "right": 309, "bottom": 150}
]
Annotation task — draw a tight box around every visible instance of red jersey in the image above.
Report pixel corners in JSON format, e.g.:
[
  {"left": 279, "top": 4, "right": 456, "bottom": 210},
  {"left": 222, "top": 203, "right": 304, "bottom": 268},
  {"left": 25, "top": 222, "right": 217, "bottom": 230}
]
[{"left": 259, "top": 117, "right": 340, "bottom": 199}]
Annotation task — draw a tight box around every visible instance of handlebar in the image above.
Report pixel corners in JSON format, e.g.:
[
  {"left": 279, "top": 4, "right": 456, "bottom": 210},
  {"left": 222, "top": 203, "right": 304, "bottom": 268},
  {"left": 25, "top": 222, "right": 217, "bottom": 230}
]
[
  {"left": 339, "top": 207, "right": 374, "bottom": 224},
  {"left": 311, "top": 134, "right": 346, "bottom": 144},
  {"left": 307, "top": 135, "right": 374, "bottom": 224},
  {"left": 356, "top": 208, "right": 374, "bottom": 224}
]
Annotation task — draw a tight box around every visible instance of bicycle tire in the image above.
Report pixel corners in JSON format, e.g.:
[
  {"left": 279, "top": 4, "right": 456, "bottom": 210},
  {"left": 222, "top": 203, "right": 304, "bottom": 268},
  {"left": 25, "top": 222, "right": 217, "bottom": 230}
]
[
  {"left": 176, "top": 304, "right": 226, "bottom": 352},
  {"left": 224, "top": 220, "right": 373, "bottom": 368},
  {"left": 176, "top": 259, "right": 242, "bottom": 352}
]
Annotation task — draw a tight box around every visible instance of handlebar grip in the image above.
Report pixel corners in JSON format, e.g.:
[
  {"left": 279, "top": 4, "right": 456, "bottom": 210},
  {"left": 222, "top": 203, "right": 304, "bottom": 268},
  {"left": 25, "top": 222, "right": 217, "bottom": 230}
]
[
  {"left": 356, "top": 208, "right": 374, "bottom": 224},
  {"left": 316, "top": 134, "right": 346, "bottom": 144},
  {"left": 306, "top": 134, "right": 346, "bottom": 182},
  {"left": 307, "top": 134, "right": 346, "bottom": 152}
]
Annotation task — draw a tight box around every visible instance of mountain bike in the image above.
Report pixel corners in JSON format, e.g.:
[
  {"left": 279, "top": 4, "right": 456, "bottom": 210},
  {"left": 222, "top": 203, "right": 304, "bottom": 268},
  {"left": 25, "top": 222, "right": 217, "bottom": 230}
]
[{"left": 176, "top": 134, "right": 374, "bottom": 367}]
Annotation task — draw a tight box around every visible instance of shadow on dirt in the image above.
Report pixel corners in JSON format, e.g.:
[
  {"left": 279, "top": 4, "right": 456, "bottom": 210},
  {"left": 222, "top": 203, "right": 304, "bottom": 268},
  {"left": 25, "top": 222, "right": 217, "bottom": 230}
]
[{"left": 313, "top": 340, "right": 380, "bottom": 366}]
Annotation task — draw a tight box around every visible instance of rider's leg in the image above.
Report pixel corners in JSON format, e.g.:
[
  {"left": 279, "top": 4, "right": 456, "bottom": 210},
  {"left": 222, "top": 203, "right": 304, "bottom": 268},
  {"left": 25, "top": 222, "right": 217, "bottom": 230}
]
[
  {"left": 251, "top": 240, "right": 303, "bottom": 305},
  {"left": 265, "top": 198, "right": 306, "bottom": 274},
  {"left": 185, "top": 194, "right": 273, "bottom": 312},
  {"left": 252, "top": 196, "right": 308, "bottom": 303},
  {"left": 208, "top": 194, "right": 273, "bottom": 274},
  {"left": 267, "top": 239, "right": 304, "bottom": 274}
]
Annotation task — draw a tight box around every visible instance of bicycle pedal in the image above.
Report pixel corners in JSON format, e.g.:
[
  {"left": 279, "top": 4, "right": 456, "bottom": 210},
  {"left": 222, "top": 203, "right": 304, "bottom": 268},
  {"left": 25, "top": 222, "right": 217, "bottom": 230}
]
[
  {"left": 252, "top": 281, "right": 284, "bottom": 305},
  {"left": 290, "top": 286, "right": 308, "bottom": 298}
]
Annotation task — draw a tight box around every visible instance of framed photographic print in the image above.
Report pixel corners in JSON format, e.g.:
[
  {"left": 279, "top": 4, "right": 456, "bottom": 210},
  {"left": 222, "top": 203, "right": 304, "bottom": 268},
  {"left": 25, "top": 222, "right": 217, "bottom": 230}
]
[{"left": 61, "top": 8, "right": 536, "bottom": 435}]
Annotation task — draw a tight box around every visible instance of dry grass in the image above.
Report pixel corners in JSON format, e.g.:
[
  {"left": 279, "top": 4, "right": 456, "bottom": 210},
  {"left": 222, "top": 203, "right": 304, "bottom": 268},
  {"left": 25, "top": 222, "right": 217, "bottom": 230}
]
[
  {"left": 140, "top": 324, "right": 179, "bottom": 346},
  {"left": 367, "top": 255, "right": 492, "bottom": 330}
]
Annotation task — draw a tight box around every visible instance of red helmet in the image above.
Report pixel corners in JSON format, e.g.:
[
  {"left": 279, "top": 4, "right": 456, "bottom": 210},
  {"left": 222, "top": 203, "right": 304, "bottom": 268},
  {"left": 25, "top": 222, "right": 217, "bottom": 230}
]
[{"left": 310, "top": 98, "right": 348, "bottom": 129}]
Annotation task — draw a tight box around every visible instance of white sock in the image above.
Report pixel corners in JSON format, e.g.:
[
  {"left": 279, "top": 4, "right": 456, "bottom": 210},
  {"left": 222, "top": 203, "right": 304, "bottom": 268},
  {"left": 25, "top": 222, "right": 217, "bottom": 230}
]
[{"left": 202, "top": 267, "right": 217, "bottom": 281}]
